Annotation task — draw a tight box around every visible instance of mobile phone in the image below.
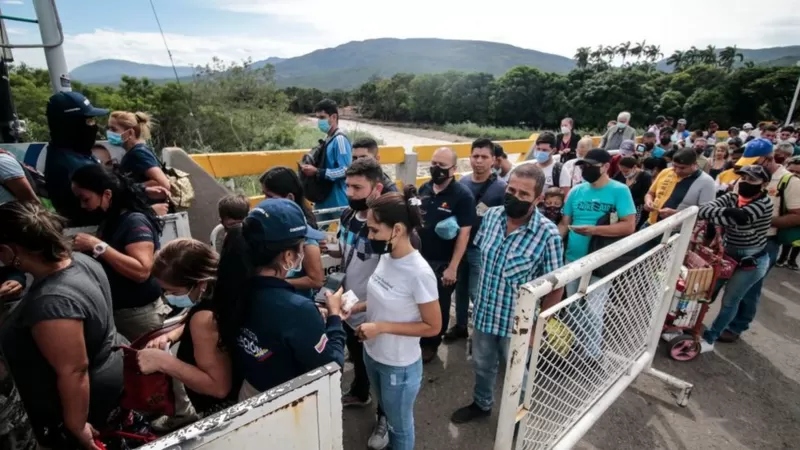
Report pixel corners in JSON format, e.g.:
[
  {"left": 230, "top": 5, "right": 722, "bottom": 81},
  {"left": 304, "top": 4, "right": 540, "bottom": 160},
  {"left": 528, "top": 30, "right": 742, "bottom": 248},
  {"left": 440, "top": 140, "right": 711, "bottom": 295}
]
[{"left": 314, "top": 272, "right": 346, "bottom": 305}]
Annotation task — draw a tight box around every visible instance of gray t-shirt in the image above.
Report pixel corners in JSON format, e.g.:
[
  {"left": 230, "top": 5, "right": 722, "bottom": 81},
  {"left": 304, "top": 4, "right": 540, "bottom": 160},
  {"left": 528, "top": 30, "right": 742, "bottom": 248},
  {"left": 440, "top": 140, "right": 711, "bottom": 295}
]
[
  {"left": 0, "top": 253, "right": 124, "bottom": 438},
  {"left": 0, "top": 153, "right": 25, "bottom": 205},
  {"left": 460, "top": 174, "right": 508, "bottom": 246}
]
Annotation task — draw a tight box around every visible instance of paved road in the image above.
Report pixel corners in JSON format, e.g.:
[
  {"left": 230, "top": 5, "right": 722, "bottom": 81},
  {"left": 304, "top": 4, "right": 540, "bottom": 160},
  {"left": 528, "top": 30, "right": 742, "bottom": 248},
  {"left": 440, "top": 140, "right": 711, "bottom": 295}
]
[{"left": 340, "top": 266, "right": 800, "bottom": 450}]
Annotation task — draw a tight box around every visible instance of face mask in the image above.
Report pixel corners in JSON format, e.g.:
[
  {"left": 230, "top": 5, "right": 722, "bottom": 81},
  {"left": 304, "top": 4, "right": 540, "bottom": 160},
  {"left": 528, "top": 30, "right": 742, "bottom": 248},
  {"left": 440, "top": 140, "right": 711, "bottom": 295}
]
[
  {"left": 660, "top": 137, "right": 672, "bottom": 146},
  {"left": 492, "top": 167, "right": 501, "bottom": 175},
  {"left": 774, "top": 154, "right": 787, "bottom": 164},
  {"left": 348, "top": 196, "right": 369, "bottom": 211},
  {"left": 503, "top": 193, "right": 532, "bottom": 219},
  {"left": 644, "top": 142, "right": 655, "bottom": 150},
  {"left": 738, "top": 182, "right": 762, "bottom": 198},
  {"left": 317, "top": 118, "right": 331, "bottom": 133},
  {"left": 542, "top": 206, "right": 562, "bottom": 221},
  {"left": 561, "top": 126, "right": 571, "bottom": 134},
  {"left": 369, "top": 230, "right": 394, "bottom": 255},
  {"left": 624, "top": 170, "right": 638, "bottom": 179},
  {"left": 283, "top": 251, "right": 304, "bottom": 273},
  {"left": 694, "top": 147, "right": 705, "bottom": 154},
  {"left": 617, "top": 122, "right": 626, "bottom": 129},
  {"left": 582, "top": 165, "right": 602, "bottom": 184},
  {"left": 78, "top": 124, "right": 99, "bottom": 154},
  {"left": 165, "top": 293, "right": 195, "bottom": 309},
  {"left": 534, "top": 151, "right": 550, "bottom": 164},
  {"left": 107, "top": 131, "right": 124, "bottom": 146},
  {"left": 429, "top": 165, "right": 452, "bottom": 184}
]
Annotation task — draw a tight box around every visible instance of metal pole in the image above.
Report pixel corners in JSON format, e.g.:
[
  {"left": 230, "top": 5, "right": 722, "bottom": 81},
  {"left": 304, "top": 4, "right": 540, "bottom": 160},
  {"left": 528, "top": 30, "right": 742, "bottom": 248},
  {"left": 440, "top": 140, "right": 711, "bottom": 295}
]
[
  {"left": 32, "top": 0, "right": 70, "bottom": 93},
  {"left": 786, "top": 62, "right": 800, "bottom": 126}
]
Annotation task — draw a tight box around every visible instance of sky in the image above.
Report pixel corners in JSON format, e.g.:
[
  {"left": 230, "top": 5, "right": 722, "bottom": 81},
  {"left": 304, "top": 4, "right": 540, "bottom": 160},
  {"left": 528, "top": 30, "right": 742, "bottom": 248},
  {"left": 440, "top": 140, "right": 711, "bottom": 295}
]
[{"left": 1, "top": 0, "right": 799, "bottom": 69}]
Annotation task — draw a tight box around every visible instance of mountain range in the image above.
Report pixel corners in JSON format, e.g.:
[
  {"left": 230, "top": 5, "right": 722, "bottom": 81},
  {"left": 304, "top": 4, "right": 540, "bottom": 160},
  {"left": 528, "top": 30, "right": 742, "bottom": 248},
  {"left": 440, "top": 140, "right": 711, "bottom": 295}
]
[{"left": 70, "top": 38, "right": 800, "bottom": 91}]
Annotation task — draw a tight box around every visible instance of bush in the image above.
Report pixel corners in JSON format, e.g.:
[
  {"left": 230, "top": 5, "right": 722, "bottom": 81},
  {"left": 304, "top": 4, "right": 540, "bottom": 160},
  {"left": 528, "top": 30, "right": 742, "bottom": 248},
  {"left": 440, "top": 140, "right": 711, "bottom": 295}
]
[{"left": 441, "top": 122, "right": 533, "bottom": 140}]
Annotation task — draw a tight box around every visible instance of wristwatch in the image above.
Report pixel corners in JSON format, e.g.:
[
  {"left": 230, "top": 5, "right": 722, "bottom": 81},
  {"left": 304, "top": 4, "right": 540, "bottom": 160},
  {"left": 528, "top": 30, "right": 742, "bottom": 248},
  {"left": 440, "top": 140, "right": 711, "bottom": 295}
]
[{"left": 92, "top": 242, "right": 109, "bottom": 259}]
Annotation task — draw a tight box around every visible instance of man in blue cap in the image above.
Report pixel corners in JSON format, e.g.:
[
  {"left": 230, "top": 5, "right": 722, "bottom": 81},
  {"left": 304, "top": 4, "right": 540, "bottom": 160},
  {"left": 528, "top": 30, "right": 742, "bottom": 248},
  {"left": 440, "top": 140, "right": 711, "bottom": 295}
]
[{"left": 44, "top": 91, "right": 108, "bottom": 226}]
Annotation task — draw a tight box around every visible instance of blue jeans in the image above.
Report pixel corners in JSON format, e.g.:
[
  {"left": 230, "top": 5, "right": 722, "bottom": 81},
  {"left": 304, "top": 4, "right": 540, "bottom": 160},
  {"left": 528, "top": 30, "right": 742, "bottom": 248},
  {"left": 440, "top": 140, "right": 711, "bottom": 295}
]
[
  {"left": 472, "top": 329, "right": 510, "bottom": 410},
  {"left": 455, "top": 247, "right": 481, "bottom": 328},
  {"left": 363, "top": 351, "right": 422, "bottom": 450},
  {"left": 565, "top": 272, "right": 608, "bottom": 359},
  {"left": 703, "top": 240, "right": 777, "bottom": 343}
]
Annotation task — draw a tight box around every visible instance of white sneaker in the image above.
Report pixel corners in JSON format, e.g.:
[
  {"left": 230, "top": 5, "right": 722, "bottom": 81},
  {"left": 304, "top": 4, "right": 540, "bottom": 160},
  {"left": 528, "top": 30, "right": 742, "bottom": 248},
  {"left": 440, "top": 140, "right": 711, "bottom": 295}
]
[
  {"left": 367, "top": 415, "right": 389, "bottom": 450},
  {"left": 699, "top": 340, "right": 715, "bottom": 354}
]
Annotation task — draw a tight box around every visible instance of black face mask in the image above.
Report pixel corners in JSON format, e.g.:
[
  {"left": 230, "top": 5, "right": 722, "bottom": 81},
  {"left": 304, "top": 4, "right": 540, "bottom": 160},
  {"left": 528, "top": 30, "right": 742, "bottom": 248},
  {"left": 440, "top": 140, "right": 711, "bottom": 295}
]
[
  {"left": 430, "top": 166, "right": 452, "bottom": 184},
  {"left": 78, "top": 124, "right": 100, "bottom": 154},
  {"left": 738, "top": 182, "right": 762, "bottom": 198},
  {"left": 503, "top": 193, "right": 532, "bottom": 219},
  {"left": 582, "top": 165, "right": 602, "bottom": 184},
  {"left": 660, "top": 137, "right": 672, "bottom": 146},
  {"left": 348, "top": 197, "right": 369, "bottom": 211},
  {"left": 368, "top": 230, "right": 394, "bottom": 255},
  {"left": 644, "top": 142, "right": 655, "bottom": 150}
]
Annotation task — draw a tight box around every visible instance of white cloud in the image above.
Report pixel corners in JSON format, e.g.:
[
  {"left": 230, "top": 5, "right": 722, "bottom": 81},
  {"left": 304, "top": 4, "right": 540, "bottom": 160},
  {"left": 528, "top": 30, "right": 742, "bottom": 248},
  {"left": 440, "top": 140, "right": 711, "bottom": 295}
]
[
  {"left": 1, "top": 0, "right": 24, "bottom": 5},
  {"left": 9, "top": 0, "right": 800, "bottom": 70},
  {"left": 10, "top": 28, "right": 319, "bottom": 69},
  {"left": 218, "top": 0, "right": 800, "bottom": 58}
]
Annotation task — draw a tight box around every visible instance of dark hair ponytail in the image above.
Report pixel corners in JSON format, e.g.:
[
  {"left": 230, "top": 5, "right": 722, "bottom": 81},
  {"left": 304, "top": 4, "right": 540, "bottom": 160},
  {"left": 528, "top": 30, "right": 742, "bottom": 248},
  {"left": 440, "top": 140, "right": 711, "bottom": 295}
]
[{"left": 368, "top": 186, "right": 424, "bottom": 233}]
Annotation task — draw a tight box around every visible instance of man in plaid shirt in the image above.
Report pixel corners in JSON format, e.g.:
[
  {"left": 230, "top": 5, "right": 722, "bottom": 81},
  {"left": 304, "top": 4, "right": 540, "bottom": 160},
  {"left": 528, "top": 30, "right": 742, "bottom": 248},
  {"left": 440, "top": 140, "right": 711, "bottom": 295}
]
[{"left": 451, "top": 163, "right": 565, "bottom": 424}]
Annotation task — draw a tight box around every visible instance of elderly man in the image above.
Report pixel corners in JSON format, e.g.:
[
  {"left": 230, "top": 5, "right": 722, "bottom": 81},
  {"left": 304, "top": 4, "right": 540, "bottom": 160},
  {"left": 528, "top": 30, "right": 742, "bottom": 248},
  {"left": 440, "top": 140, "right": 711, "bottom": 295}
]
[
  {"left": 775, "top": 141, "right": 795, "bottom": 165},
  {"left": 600, "top": 111, "right": 637, "bottom": 151}
]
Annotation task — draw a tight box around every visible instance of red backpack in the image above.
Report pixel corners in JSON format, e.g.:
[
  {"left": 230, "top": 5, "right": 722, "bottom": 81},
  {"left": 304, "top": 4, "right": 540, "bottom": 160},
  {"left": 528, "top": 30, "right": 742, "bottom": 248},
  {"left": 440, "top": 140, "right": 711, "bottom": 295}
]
[{"left": 114, "top": 320, "right": 186, "bottom": 416}]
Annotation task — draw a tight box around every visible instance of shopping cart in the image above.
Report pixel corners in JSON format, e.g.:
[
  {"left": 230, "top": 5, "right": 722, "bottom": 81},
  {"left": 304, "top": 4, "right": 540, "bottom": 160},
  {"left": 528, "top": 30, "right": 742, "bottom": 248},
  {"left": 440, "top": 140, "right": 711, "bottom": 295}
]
[{"left": 662, "top": 223, "right": 736, "bottom": 361}]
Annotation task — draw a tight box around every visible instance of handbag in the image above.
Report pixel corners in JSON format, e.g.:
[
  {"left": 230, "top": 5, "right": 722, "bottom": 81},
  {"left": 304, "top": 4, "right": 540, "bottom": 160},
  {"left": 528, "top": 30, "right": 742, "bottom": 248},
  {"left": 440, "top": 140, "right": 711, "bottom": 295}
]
[
  {"left": 690, "top": 222, "right": 736, "bottom": 280},
  {"left": 113, "top": 320, "right": 185, "bottom": 416},
  {"left": 588, "top": 207, "right": 637, "bottom": 277}
]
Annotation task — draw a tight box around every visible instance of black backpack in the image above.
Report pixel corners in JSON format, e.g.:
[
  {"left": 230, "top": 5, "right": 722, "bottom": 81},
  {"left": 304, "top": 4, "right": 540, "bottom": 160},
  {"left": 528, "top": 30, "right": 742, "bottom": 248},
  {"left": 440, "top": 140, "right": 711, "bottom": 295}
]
[{"left": 300, "top": 130, "right": 346, "bottom": 203}]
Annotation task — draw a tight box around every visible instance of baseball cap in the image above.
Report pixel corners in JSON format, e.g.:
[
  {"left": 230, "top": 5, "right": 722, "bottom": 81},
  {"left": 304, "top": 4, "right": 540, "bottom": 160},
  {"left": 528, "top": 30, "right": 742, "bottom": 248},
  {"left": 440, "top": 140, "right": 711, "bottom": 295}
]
[
  {"left": 247, "top": 198, "right": 325, "bottom": 243},
  {"left": 619, "top": 140, "right": 636, "bottom": 156},
  {"left": 677, "top": 118, "right": 687, "bottom": 125},
  {"left": 736, "top": 138, "right": 773, "bottom": 166},
  {"left": 576, "top": 149, "right": 612, "bottom": 166},
  {"left": 742, "top": 123, "right": 754, "bottom": 130},
  {"left": 735, "top": 165, "right": 770, "bottom": 183},
  {"left": 46, "top": 91, "right": 109, "bottom": 119}
]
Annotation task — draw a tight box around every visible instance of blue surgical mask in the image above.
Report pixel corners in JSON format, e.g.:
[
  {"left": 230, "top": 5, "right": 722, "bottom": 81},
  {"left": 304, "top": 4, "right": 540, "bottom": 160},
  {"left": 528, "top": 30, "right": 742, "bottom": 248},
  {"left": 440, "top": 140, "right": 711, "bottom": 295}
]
[
  {"left": 107, "top": 131, "right": 123, "bottom": 146},
  {"left": 434, "top": 216, "right": 460, "bottom": 240},
  {"left": 617, "top": 122, "right": 627, "bottom": 129},
  {"left": 317, "top": 119, "right": 331, "bottom": 133},
  {"left": 165, "top": 293, "right": 195, "bottom": 308},
  {"left": 535, "top": 151, "right": 550, "bottom": 164}
]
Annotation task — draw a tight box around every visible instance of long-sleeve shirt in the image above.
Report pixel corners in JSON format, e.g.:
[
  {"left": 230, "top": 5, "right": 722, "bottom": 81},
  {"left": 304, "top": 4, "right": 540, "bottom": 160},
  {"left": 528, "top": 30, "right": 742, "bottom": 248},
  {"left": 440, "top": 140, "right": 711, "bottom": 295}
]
[
  {"left": 698, "top": 192, "right": 773, "bottom": 250},
  {"left": 315, "top": 131, "right": 352, "bottom": 209}
]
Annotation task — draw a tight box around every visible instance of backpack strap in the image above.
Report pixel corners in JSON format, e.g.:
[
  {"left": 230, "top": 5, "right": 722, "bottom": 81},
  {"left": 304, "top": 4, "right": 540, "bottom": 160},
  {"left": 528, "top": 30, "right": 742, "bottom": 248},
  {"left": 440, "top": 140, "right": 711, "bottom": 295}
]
[
  {"left": 473, "top": 173, "right": 498, "bottom": 205},
  {"left": 777, "top": 173, "right": 795, "bottom": 215},
  {"left": 552, "top": 162, "right": 563, "bottom": 188}
]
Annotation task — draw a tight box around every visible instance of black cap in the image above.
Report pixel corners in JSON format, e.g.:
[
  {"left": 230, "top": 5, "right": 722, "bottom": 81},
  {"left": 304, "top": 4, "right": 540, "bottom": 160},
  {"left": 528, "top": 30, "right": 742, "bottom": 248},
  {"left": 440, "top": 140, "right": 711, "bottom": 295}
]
[
  {"left": 734, "top": 165, "right": 770, "bottom": 183},
  {"left": 46, "top": 91, "right": 108, "bottom": 119},
  {"left": 576, "top": 148, "right": 612, "bottom": 166}
]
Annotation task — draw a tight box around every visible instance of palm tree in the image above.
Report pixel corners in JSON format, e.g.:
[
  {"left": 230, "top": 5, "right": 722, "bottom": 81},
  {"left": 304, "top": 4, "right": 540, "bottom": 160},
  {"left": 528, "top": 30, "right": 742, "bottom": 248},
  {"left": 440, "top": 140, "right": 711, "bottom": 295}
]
[
  {"left": 630, "top": 40, "right": 646, "bottom": 61},
  {"left": 666, "top": 50, "right": 684, "bottom": 70},
  {"left": 573, "top": 47, "right": 591, "bottom": 69},
  {"left": 618, "top": 41, "right": 631, "bottom": 64},
  {"left": 702, "top": 45, "right": 717, "bottom": 65},
  {"left": 602, "top": 45, "right": 617, "bottom": 64},
  {"left": 590, "top": 46, "right": 604, "bottom": 66},
  {"left": 644, "top": 45, "right": 663, "bottom": 64},
  {"left": 717, "top": 45, "right": 745, "bottom": 70},
  {"left": 684, "top": 46, "right": 700, "bottom": 67}
]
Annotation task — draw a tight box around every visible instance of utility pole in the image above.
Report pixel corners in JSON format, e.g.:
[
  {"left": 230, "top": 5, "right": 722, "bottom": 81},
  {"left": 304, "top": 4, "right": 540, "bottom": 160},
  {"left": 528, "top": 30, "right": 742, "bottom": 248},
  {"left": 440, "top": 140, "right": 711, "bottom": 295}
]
[
  {"left": 32, "top": 0, "right": 70, "bottom": 93},
  {"left": 786, "top": 61, "right": 800, "bottom": 126}
]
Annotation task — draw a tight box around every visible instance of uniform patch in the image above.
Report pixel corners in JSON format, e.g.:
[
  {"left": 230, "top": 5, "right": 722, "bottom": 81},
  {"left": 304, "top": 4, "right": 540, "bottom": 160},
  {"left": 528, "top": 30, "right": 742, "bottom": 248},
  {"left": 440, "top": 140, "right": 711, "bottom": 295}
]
[{"left": 314, "top": 334, "right": 329, "bottom": 354}]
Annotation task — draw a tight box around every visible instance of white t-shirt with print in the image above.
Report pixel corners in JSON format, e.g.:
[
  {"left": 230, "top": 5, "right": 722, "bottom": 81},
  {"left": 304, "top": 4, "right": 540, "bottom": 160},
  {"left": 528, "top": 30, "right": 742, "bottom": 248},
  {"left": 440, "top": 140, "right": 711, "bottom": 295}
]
[
  {"left": 364, "top": 250, "right": 438, "bottom": 367},
  {"left": 560, "top": 158, "right": 584, "bottom": 189}
]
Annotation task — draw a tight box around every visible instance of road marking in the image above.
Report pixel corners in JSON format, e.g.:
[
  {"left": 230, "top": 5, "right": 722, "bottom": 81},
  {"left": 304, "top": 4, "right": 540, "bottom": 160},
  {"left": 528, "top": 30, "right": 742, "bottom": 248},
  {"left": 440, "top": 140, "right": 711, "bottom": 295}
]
[
  {"left": 761, "top": 287, "right": 800, "bottom": 321},
  {"left": 780, "top": 281, "right": 800, "bottom": 297}
]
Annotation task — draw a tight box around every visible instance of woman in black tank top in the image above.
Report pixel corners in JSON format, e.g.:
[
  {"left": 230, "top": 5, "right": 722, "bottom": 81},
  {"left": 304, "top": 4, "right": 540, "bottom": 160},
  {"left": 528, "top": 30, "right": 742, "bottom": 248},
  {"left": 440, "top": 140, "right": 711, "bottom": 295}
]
[{"left": 135, "top": 239, "right": 239, "bottom": 417}]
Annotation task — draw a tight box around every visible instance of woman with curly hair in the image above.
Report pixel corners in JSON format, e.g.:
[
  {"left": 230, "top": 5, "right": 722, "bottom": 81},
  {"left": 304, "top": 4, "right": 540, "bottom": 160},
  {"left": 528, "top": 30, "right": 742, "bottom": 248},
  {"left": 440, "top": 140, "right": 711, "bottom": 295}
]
[{"left": 70, "top": 164, "right": 168, "bottom": 341}]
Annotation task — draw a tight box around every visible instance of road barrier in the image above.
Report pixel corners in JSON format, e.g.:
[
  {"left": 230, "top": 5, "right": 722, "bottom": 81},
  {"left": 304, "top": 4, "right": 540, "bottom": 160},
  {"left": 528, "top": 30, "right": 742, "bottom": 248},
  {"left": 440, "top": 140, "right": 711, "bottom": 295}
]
[{"left": 494, "top": 207, "right": 698, "bottom": 450}]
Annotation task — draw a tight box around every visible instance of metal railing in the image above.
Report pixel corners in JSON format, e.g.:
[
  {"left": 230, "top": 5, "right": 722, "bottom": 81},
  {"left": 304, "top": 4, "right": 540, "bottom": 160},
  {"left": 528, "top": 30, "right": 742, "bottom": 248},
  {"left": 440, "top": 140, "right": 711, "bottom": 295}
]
[{"left": 494, "top": 207, "right": 698, "bottom": 450}]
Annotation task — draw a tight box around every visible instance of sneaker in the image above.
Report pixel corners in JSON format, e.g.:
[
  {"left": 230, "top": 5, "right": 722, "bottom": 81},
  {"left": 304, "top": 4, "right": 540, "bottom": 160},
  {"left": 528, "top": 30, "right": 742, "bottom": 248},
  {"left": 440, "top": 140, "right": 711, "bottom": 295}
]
[
  {"left": 717, "top": 330, "right": 740, "bottom": 343},
  {"left": 788, "top": 262, "right": 800, "bottom": 271},
  {"left": 450, "top": 402, "right": 491, "bottom": 424},
  {"left": 776, "top": 260, "right": 787, "bottom": 268},
  {"left": 699, "top": 340, "right": 714, "bottom": 354},
  {"left": 341, "top": 391, "right": 371, "bottom": 407},
  {"left": 443, "top": 325, "right": 469, "bottom": 343},
  {"left": 367, "top": 415, "right": 389, "bottom": 450},
  {"left": 150, "top": 413, "right": 200, "bottom": 432},
  {"left": 421, "top": 346, "right": 438, "bottom": 363}
]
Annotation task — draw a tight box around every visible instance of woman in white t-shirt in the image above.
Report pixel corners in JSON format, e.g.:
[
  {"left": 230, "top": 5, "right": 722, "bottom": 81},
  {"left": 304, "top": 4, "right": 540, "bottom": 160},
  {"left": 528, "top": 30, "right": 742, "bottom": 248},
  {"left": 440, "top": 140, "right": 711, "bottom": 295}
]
[{"left": 334, "top": 185, "right": 441, "bottom": 450}]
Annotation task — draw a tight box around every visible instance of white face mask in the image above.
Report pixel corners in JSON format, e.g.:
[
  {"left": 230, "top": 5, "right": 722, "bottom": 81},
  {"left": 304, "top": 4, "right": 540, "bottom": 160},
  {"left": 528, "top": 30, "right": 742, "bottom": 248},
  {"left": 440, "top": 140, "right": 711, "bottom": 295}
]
[
  {"left": 561, "top": 126, "right": 571, "bottom": 134},
  {"left": 284, "top": 251, "right": 304, "bottom": 273}
]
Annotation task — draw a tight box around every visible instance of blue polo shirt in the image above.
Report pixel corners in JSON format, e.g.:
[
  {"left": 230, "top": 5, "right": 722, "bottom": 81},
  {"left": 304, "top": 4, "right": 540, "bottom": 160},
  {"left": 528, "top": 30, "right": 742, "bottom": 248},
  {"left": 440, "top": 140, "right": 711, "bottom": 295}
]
[
  {"left": 119, "top": 143, "right": 160, "bottom": 184},
  {"left": 418, "top": 180, "right": 477, "bottom": 263},
  {"left": 235, "top": 276, "right": 346, "bottom": 393},
  {"left": 44, "top": 147, "right": 101, "bottom": 226}
]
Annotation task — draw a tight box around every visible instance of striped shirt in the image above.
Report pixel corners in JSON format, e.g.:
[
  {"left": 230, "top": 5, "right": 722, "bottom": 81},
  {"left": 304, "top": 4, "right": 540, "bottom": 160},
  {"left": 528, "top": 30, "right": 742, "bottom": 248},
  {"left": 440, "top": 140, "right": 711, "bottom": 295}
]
[
  {"left": 698, "top": 192, "right": 773, "bottom": 250},
  {"left": 472, "top": 206, "right": 564, "bottom": 337}
]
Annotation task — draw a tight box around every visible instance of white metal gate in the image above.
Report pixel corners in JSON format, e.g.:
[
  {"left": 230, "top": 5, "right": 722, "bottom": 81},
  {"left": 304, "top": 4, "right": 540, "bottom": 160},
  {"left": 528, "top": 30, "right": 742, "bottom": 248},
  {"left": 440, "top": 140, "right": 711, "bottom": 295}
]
[{"left": 494, "top": 207, "right": 698, "bottom": 450}]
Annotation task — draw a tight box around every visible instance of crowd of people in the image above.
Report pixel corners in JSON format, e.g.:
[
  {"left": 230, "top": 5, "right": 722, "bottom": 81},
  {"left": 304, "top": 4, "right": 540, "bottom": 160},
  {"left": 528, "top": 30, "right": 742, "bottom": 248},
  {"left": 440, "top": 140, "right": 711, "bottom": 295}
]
[{"left": 0, "top": 93, "right": 799, "bottom": 450}]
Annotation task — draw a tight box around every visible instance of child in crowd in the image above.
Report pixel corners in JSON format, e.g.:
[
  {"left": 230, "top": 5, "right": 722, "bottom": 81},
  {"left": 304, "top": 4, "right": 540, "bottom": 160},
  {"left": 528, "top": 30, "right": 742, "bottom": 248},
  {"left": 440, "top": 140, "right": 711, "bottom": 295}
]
[
  {"left": 539, "top": 187, "right": 564, "bottom": 224},
  {"left": 218, "top": 194, "right": 249, "bottom": 230}
]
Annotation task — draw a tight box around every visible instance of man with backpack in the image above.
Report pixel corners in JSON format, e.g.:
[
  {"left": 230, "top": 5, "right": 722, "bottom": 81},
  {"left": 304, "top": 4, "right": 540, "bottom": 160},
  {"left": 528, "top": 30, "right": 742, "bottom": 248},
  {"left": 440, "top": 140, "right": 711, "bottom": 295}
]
[{"left": 299, "top": 99, "right": 352, "bottom": 213}]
